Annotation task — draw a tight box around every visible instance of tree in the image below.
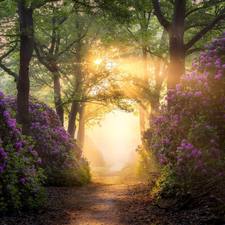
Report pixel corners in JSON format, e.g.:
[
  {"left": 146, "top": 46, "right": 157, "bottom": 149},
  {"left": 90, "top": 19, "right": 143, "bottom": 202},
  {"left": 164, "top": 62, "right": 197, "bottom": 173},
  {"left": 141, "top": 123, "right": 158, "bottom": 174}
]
[
  {"left": 0, "top": 0, "right": 64, "bottom": 135},
  {"left": 152, "top": 0, "right": 225, "bottom": 89},
  {"left": 16, "top": 0, "right": 35, "bottom": 135},
  {"left": 98, "top": 0, "right": 169, "bottom": 133}
]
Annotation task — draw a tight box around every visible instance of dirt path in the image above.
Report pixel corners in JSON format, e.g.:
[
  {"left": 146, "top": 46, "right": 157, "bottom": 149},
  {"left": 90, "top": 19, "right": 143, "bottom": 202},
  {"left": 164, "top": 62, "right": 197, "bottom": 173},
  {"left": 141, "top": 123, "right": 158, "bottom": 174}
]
[{"left": 56, "top": 171, "right": 143, "bottom": 225}]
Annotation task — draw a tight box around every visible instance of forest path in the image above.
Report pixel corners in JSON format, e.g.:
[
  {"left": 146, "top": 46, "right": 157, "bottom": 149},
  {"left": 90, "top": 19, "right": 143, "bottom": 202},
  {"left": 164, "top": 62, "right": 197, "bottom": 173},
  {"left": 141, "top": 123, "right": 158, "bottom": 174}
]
[{"left": 55, "top": 168, "right": 145, "bottom": 225}]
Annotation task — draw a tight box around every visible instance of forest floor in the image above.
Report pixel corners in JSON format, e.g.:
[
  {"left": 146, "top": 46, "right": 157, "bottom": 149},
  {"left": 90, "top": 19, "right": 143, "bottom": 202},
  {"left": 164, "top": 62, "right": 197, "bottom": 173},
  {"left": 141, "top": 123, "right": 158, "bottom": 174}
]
[{"left": 1, "top": 165, "right": 224, "bottom": 225}]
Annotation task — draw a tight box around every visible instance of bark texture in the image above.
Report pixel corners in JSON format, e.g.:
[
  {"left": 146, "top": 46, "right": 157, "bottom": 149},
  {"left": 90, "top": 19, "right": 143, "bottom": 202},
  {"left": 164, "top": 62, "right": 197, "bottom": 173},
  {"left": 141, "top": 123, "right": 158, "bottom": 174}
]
[
  {"left": 168, "top": 0, "right": 186, "bottom": 89},
  {"left": 16, "top": 1, "right": 34, "bottom": 135},
  {"left": 77, "top": 103, "right": 85, "bottom": 148},
  {"left": 67, "top": 101, "right": 79, "bottom": 137}
]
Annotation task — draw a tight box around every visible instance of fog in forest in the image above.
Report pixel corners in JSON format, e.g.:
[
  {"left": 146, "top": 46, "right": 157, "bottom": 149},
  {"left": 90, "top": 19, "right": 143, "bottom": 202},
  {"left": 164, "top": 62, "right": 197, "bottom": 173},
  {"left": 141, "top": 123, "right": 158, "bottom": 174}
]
[{"left": 84, "top": 111, "right": 141, "bottom": 170}]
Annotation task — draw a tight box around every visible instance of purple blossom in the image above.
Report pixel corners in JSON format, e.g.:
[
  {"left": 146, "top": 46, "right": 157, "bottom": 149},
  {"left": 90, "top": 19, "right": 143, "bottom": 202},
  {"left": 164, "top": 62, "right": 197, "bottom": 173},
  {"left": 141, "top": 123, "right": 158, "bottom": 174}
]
[
  {"left": 3, "top": 111, "right": 9, "bottom": 117},
  {"left": 202, "top": 169, "right": 207, "bottom": 173},
  {"left": 191, "top": 149, "right": 197, "bottom": 155},
  {"left": 20, "top": 178, "right": 25, "bottom": 184}
]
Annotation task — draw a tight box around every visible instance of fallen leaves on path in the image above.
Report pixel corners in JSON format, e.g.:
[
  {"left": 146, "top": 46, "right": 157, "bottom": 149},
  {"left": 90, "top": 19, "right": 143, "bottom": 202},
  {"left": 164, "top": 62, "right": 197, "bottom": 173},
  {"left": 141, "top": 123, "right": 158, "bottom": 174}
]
[
  {"left": 118, "top": 183, "right": 225, "bottom": 225},
  {"left": 1, "top": 175, "right": 225, "bottom": 225}
]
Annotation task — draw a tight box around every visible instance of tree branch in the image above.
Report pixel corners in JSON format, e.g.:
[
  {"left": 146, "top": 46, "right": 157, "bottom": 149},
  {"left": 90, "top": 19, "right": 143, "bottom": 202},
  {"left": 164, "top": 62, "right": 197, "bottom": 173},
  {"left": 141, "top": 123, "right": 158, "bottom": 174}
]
[
  {"left": 185, "top": 1, "right": 225, "bottom": 18},
  {"left": 0, "top": 41, "right": 18, "bottom": 61},
  {"left": 0, "top": 63, "right": 19, "bottom": 82},
  {"left": 185, "top": 10, "right": 225, "bottom": 51},
  {"left": 185, "top": 48, "right": 203, "bottom": 56},
  {"left": 184, "top": 23, "right": 209, "bottom": 32},
  {"left": 152, "top": 0, "right": 171, "bottom": 33},
  {"left": 34, "top": 42, "right": 53, "bottom": 71},
  {"left": 146, "top": 47, "right": 169, "bottom": 66}
]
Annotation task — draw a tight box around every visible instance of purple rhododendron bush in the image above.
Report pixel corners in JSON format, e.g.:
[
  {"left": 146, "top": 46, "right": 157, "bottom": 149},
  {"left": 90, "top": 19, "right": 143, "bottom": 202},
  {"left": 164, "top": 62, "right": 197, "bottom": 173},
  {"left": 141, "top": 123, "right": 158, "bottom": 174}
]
[
  {"left": 0, "top": 93, "right": 45, "bottom": 215},
  {"left": 4, "top": 95, "right": 91, "bottom": 187},
  {"left": 138, "top": 33, "right": 225, "bottom": 207}
]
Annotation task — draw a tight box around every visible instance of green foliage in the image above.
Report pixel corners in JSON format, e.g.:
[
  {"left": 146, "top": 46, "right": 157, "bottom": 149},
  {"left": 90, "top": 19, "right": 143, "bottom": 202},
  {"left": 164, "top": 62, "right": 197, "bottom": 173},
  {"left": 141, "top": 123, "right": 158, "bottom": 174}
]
[
  {"left": 138, "top": 33, "right": 225, "bottom": 198},
  {"left": 0, "top": 92, "right": 45, "bottom": 215},
  {"left": 6, "top": 95, "right": 91, "bottom": 187}
]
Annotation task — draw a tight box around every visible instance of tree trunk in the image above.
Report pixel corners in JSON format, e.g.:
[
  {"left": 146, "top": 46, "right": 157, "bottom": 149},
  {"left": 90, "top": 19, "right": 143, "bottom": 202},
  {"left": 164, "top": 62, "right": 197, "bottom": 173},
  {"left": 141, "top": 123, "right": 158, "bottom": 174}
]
[
  {"left": 67, "top": 100, "right": 79, "bottom": 137},
  {"left": 77, "top": 103, "right": 85, "bottom": 148},
  {"left": 142, "top": 48, "right": 148, "bottom": 83},
  {"left": 139, "top": 104, "right": 146, "bottom": 133},
  {"left": 16, "top": 1, "right": 33, "bottom": 135},
  {"left": 168, "top": 0, "right": 186, "bottom": 89},
  {"left": 138, "top": 47, "right": 149, "bottom": 134},
  {"left": 53, "top": 72, "right": 64, "bottom": 125}
]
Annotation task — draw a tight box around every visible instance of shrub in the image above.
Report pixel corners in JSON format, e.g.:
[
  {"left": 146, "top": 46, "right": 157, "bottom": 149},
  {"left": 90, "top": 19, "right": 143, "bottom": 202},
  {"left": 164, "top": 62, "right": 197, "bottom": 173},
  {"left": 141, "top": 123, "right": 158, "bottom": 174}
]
[
  {"left": 0, "top": 92, "right": 45, "bottom": 215},
  {"left": 6, "top": 95, "right": 91, "bottom": 187},
  {"left": 139, "top": 32, "right": 225, "bottom": 198}
]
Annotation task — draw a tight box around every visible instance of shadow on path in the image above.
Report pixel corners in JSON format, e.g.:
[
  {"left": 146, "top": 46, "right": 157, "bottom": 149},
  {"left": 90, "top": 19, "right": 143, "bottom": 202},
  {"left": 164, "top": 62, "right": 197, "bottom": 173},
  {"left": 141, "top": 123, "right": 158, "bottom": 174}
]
[{"left": 55, "top": 170, "right": 146, "bottom": 225}]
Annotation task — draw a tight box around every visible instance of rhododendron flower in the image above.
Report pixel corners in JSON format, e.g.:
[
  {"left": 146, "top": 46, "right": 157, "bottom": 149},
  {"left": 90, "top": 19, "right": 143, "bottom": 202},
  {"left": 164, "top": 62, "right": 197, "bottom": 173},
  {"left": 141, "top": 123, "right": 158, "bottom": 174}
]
[
  {"left": 181, "top": 143, "right": 186, "bottom": 148},
  {"left": 0, "top": 148, "right": 4, "bottom": 153},
  {"left": 20, "top": 178, "right": 25, "bottom": 184},
  {"left": 202, "top": 169, "right": 207, "bottom": 173},
  {"left": 191, "top": 149, "right": 197, "bottom": 155},
  {"left": 3, "top": 111, "right": 9, "bottom": 117}
]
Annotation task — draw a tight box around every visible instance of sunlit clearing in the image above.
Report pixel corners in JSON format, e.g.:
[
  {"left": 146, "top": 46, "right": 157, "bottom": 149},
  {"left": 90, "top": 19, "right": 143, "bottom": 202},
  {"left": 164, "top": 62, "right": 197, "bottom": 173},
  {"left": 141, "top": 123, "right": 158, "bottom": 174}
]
[
  {"left": 94, "top": 58, "right": 103, "bottom": 65},
  {"left": 85, "top": 111, "right": 141, "bottom": 172}
]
